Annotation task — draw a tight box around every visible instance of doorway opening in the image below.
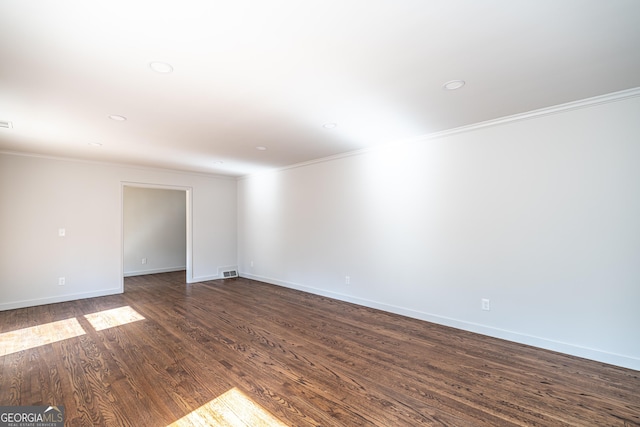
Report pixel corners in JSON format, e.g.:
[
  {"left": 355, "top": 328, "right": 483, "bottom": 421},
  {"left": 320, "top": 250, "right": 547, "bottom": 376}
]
[{"left": 121, "top": 183, "right": 192, "bottom": 284}]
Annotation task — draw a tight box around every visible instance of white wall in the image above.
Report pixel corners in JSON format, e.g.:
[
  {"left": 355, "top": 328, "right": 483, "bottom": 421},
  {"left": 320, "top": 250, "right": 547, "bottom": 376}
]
[
  {"left": 0, "top": 154, "right": 237, "bottom": 310},
  {"left": 123, "top": 186, "right": 186, "bottom": 276},
  {"left": 238, "top": 93, "right": 640, "bottom": 370}
]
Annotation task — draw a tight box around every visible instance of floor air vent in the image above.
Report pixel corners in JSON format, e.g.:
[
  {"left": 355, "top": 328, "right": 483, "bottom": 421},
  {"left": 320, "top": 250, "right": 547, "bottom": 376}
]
[{"left": 222, "top": 270, "right": 238, "bottom": 278}]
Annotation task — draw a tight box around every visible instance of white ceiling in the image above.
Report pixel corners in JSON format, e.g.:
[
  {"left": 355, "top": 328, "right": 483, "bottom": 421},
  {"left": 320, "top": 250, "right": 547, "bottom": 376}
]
[{"left": 1, "top": 1, "right": 639, "bottom": 177}]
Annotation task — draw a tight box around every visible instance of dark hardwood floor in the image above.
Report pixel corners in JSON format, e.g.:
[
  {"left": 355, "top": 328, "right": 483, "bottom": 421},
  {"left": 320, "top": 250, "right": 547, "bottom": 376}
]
[{"left": 1, "top": 272, "right": 638, "bottom": 426}]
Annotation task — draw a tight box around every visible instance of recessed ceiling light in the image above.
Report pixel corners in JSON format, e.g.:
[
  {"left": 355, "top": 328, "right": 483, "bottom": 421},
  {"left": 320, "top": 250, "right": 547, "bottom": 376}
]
[
  {"left": 88, "top": 142, "right": 103, "bottom": 147},
  {"left": 443, "top": 80, "right": 466, "bottom": 90},
  {"left": 256, "top": 146, "right": 267, "bottom": 151},
  {"left": 149, "top": 62, "right": 174, "bottom": 73},
  {"left": 213, "top": 161, "right": 224, "bottom": 165},
  {"left": 0, "top": 120, "right": 13, "bottom": 129},
  {"left": 108, "top": 115, "right": 127, "bottom": 121},
  {"left": 322, "top": 122, "right": 338, "bottom": 129}
]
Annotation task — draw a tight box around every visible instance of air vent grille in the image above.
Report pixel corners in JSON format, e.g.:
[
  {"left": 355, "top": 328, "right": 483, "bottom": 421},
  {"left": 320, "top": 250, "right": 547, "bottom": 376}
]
[
  {"left": 222, "top": 270, "right": 238, "bottom": 278},
  {"left": 0, "top": 121, "right": 13, "bottom": 129}
]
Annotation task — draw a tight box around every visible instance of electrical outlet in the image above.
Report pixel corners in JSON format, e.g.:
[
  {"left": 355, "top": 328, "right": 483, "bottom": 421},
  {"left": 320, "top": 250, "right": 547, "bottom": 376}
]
[
  {"left": 58, "top": 228, "right": 66, "bottom": 237},
  {"left": 58, "top": 277, "right": 65, "bottom": 286},
  {"left": 142, "top": 258, "right": 147, "bottom": 265},
  {"left": 481, "top": 298, "right": 490, "bottom": 311},
  {"left": 250, "top": 260, "right": 254, "bottom": 268},
  {"left": 345, "top": 276, "right": 350, "bottom": 285}
]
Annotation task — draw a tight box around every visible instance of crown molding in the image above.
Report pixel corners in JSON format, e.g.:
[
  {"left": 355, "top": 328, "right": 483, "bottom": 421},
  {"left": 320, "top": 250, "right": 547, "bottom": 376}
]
[
  {"left": 0, "top": 150, "right": 236, "bottom": 181},
  {"left": 241, "top": 86, "right": 640, "bottom": 180},
  {"left": 425, "top": 86, "right": 640, "bottom": 140}
]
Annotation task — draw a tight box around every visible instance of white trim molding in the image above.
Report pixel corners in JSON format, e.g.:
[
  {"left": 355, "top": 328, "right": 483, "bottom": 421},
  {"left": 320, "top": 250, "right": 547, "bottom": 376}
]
[
  {"left": 0, "top": 288, "right": 123, "bottom": 312},
  {"left": 241, "top": 273, "right": 640, "bottom": 372},
  {"left": 241, "top": 86, "right": 640, "bottom": 180},
  {"left": 120, "top": 182, "right": 193, "bottom": 283}
]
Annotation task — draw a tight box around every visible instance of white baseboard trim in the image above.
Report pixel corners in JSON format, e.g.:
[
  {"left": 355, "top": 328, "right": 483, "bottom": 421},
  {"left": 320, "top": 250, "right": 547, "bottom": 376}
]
[
  {"left": 189, "top": 266, "right": 240, "bottom": 284},
  {"left": 240, "top": 272, "right": 640, "bottom": 372},
  {"left": 0, "top": 287, "right": 124, "bottom": 312},
  {"left": 124, "top": 266, "right": 186, "bottom": 277},
  {"left": 188, "top": 274, "right": 219, "bottom": 283}
]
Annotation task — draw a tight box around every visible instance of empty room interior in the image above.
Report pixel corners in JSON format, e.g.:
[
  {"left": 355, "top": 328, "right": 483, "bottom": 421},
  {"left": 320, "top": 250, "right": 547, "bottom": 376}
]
[{"left": 1, "top": 1, "right": 639, "bottom": 426}]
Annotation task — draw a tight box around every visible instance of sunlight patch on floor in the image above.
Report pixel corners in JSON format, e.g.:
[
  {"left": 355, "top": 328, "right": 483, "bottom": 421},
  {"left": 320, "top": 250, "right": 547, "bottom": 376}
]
[
  {"left": 167, "top": 387, "right": 287, "bottom": 427},
  {"left": 84, "top": 306, "right": 145, "bottom": 331},
  {"left": 0, "top": 317, "right": 86, "bottom": 356}
]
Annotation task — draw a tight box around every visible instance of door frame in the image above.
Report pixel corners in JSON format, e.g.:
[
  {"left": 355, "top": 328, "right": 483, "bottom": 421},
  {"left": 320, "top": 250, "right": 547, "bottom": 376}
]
[{"left": 121, "top": 181, "right": 193, "bottom": 284}]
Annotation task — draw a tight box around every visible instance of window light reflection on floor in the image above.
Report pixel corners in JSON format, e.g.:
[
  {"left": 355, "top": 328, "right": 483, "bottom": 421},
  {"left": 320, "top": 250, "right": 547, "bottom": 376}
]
[
  {"left": 0, "top": 306, "right": 146, "bottom": 357},
  {"left": 167, "top": 387, "right": 288, "bottom": 427},
  {"left": 0, "top": 318, "right": 86, "bottom": 357},
  {"left": 84, "top": 306, "right": 145, "bottom": 331}
]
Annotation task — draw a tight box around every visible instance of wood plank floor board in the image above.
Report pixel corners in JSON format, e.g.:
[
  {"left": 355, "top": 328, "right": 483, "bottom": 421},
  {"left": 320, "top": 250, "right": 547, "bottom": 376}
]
[
  {"left": 207, "top": 307, "right": 497, "bottom": 425},
  {"left": 198, "top": 288, "right": 554, "bottom": 425},
  {"left": 137, "top": 300, "right": 377, "bottom": 425},
  {"left": 214, "top": 276, "right": 640, "bottom": 426},
  {"left": 121, "top": 279, "right": 493, "bottom": 426},
  {"left": 86, "top": 318, "right": 212, "bottom": 425},
  {"left": 1, "top": 271, "right": 639, "bottom": 426}
]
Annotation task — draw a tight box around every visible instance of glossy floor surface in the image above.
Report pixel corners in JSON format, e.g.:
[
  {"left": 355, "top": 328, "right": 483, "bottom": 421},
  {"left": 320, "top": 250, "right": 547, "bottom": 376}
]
[{"left": 1, "top": 272, "right": 639, "bottom": 426}]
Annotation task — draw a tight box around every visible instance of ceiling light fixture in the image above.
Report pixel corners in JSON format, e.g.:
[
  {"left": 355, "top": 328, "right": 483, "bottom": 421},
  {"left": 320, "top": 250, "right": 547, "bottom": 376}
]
[
  {"left": 88, "top": 142, "right": 103, "bottom": 147},
  {"left": 0, "top": 121, "right": 13, "bottom": 129},
  {"left": 213, "top": 161, "right": 224, "bottom": 165},
  {"left": 149, "top": 62, "right": 174, "bottom": 73},
  {"left": 322, "top": 122, "right": 338, "bottom": 129},
  {"left": 443, "top": 80, "right": 466, "bottom": 90},
  {"left": 256, "top": 146, "right": 267, "bottom": 151},
  {"left": 108, "top": 115, "right": 127, "bottom": 121}
]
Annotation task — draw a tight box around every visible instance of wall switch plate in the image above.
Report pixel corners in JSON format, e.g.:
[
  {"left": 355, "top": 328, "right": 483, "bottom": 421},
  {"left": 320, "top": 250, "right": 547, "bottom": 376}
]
[{"left": 481, "top": 298, "right": 491, "bottom": 311}]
